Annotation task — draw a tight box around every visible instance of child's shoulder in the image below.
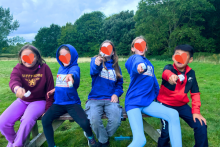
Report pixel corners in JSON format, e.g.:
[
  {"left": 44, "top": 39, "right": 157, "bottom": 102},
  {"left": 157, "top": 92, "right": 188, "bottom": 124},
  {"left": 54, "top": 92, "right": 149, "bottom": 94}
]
[
  {"left": 41, "top": 63, "right": 51, "bottom": 70},
  {"left": 163, "top": 64, "right": 174, "bottom": 70}
]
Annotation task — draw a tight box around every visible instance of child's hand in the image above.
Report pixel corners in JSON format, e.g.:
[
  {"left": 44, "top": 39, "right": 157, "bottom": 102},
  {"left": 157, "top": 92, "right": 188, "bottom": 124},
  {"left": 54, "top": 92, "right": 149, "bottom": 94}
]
[
  {"left": 47, "top": 88, "right": 55, "bottom": 98},
  {"left": 66, "top": 74, "right": 74, "bottom": 84},
  {"left": 137, "top": 64, "right": 144, "bottom": 73},
  {"left": 168, "top": 74, "right": 178, "bottom": 85},
  {"left": 16, "top": 87, "right": 26, "bottom": 98},
  {"left": 193, "top": 113, "right": 207, "bottom": 125},
  {"left": 111, "top": 94, "right": 118, "bottom": 103},
  {"left": 95, "top": 57, "right": 103, "bottom": 66}
]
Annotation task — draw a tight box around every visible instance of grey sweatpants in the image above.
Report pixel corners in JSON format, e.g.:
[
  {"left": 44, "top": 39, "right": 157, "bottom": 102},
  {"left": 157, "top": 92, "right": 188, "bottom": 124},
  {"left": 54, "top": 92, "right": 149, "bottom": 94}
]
[{"left": 85, "top": 100, "right": 122, "bottom": 144}]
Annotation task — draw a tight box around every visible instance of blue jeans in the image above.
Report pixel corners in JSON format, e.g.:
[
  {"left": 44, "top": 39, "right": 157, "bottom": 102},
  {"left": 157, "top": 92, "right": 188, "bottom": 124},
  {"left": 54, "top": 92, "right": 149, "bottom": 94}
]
[
  {"left": 127, "top": 101, "right": 182, "bottom": 147},
  {"left": 158, "top": 103, "right": 208, "bottom": 147},
  {"left": 85, "top": 100, "right": 122, "bottom": 144}
]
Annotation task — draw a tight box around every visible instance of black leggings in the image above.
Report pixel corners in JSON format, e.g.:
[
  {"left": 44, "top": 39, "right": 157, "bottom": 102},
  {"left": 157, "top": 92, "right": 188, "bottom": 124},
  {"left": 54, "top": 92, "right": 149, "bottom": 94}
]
[{"left": 42, "top": 104, "right": 93, "bottom": 147}]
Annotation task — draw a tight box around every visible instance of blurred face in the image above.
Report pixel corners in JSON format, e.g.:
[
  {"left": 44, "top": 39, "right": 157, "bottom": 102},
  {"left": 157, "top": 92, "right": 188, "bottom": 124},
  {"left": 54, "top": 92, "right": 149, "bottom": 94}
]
[
  {"left": 172, "top": 49, "right": 193, "bottom": 70},
  {"left": 59, "top": 49, "right": 70, "bottom": 66},
  {"left": 100, "top": 42, "right": 114, "bottom": 57},
  {"left": 21, "top": 49, "right": 37, "bottom": 68},
  {"left": 131, "top": 39, "right": 147, "bottom": 56}
]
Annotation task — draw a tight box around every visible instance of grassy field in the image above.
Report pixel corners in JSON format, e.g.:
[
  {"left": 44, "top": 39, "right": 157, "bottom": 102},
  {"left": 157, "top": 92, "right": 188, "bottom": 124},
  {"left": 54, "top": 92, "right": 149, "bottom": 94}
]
[{"left": 0, "top": 59, "right": 219, "bottom": 147}]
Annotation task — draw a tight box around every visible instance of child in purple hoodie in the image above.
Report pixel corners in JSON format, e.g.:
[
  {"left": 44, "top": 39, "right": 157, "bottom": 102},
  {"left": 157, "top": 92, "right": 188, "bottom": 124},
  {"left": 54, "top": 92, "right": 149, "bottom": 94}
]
[{"left": 0, "top": 45, "right": 54, "bottom": 147}]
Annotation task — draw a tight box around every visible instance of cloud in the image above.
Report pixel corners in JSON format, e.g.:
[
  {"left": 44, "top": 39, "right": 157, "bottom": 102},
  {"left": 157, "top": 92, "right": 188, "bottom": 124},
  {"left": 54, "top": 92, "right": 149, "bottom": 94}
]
[{"left": 0, "top": 0, "right": 140, "bottom": 42}]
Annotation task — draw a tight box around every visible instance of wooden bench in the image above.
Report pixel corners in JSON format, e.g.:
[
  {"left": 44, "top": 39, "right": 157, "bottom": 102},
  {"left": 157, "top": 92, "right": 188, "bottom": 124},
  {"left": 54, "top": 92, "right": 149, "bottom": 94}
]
[{"left": 24, "top": 108, "right": 160, "bottom": 147}]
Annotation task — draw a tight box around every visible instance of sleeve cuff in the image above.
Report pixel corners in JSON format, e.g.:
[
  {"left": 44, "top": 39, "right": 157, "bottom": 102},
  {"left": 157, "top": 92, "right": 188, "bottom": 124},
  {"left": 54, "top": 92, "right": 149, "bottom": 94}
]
[{"left": 192, "top": 109, "right": 200, "bottom": 114}]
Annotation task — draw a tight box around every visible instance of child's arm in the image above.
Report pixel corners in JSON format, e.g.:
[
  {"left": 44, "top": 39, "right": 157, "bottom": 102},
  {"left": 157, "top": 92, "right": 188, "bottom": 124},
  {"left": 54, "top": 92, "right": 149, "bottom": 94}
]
[
  {"left": 47, "top": 88, "right": 55, "bottom": 98},
  {"left": 153, "top": 73, "right": 160, "bottom": 98},
  {"left": 131, "top": 56, "right": 148, "bottom": 74},
  {"left": 9, "top": 66, "right": 22, "bottom": 93},
  {"left": 69, "top": 66, "right": 80, "bottom": 89},
  {"left": 190, "top": 72, "right": 201, "bottom": 114},
  {"left": 162, "top": 65, "right": 175, "bottom": 81},
  {"left": 45, "top": 65, "right": 55, "bottom": 112},
  {"left": 190, "top": 71, "right": 206, "bottom": 125},
  {"left": 90, "top": 57, "right": 103, "bottom": 76},
  {"left": 9, "top": 66, "right": 26, "bottom": 98},
  {"left": 162, "top": 64, "right": 178, "bottom": 84}
]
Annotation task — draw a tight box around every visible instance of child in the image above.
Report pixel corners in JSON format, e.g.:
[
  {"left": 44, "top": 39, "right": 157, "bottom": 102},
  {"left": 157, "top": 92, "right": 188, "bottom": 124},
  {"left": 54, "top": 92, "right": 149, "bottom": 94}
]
[
  {"left": 85, "top": 40, "right": 123, "bottom": 147},
  {"left": 125, "top": 36, "right": 182, "bottom": 147},
  {"left": 42, "top": 44, "right": 96, "bottom": 147},
  {"left": 0, "top": 45, "right": 54, "bottom": 147},
  {"left": 157, "top": 44, "right": 208, "bottom": 147}
]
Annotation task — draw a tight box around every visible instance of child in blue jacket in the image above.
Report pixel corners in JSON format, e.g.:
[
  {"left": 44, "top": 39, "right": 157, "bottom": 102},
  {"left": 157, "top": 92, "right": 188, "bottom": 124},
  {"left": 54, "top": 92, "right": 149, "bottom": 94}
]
[
  {"left": 85, "top": 40, "right": 123, "bottom": 147},
  {"left": 42, "top": 44, "right": 96, "bottom": 147},
  {"left": 125, "top": 36, "right": 182, "bottom": 147}
]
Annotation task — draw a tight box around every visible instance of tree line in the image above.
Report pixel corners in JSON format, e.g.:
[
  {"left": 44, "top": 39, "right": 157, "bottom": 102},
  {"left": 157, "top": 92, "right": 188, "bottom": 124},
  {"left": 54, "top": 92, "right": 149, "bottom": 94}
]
[{"left": 1, "top": 0, "right": 220, "bottom": 57}]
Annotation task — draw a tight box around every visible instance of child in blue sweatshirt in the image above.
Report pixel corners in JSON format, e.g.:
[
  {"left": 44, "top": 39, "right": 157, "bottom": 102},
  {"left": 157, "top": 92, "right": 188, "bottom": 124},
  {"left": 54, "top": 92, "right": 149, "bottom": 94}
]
[
  {"left": 125, "top": 36, "right": 182, "bottom": 147},
  {"left": 85, "top": 40, "right": 123, "bottom": 147},
  {"left": 42, "top": 44, "right": 96, "bottom": 147}
]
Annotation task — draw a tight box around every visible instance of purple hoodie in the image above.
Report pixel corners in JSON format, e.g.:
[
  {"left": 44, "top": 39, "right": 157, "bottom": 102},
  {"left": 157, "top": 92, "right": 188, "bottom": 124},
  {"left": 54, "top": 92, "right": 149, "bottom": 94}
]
[{"left": 9, "top": 63, "right": 54, "bottom": 111}]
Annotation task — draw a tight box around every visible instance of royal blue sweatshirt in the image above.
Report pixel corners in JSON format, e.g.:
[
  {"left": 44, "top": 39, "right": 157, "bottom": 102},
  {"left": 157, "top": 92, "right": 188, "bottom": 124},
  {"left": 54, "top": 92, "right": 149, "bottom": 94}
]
[
  {"left": 125, "top": 54, "right": 159, "bottom": 112},
  {"left": 88, "top": 57, "right": 123, "bottom": 100},
  {"left": 54, "top": 44, "right": 81, "bottom": 105}
]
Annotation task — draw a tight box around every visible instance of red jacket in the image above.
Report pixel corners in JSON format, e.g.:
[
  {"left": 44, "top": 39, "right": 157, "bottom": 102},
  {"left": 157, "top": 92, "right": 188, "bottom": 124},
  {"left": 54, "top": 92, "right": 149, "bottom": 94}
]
[{"left": 157, "top": 64, "right": 201, "bottom": 114}]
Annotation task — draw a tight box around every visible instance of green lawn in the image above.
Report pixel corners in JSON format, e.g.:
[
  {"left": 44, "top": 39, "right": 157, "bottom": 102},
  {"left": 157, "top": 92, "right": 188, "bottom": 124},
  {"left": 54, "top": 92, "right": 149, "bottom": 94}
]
[{"left": 0, "top": 60, "right": 219, "bottom": 147}]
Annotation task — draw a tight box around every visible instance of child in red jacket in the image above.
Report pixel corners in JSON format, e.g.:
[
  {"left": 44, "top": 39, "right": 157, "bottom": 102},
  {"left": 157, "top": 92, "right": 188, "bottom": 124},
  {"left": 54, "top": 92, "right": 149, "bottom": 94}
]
[{"left": 157, "top": 44, "right": 208, "bottom": 147}]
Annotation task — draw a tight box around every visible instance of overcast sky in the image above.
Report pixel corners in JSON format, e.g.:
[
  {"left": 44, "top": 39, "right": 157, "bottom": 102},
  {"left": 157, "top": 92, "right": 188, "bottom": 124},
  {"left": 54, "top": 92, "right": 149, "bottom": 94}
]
[{"left": 0, "top": 0, "right": 140, "bottom": 43}]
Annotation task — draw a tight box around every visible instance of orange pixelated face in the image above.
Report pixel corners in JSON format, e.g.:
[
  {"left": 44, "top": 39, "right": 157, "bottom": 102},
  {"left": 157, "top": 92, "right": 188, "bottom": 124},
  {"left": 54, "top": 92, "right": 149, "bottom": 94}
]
[
  {"left": 131, "top": 39, "right": 147, "bottom": 56},
  {"left": 59, "top": 49, "right": 71, "bottom": 66},
  {"left": 21, "top": 49, "right": 37, "bottom": 68},
  {"left": 172, "top": 49, "right": 193, "bottom": 69}
]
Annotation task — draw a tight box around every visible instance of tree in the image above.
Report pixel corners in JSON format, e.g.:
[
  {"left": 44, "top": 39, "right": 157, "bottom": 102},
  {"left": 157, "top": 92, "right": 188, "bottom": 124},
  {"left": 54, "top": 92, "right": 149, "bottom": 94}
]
[
  {"left": 101, "top": 10, "right": 136, "bottom": 56},
  {"left": 33, "top": 24, "right": 61, "bottom": 57},
  {"left": 201, "top": 0, "right": 220, "bottom": 53},
  {"left": 74, "top": 11, "right": 105, "bottom": 56},
  {"left": 57, "top": 23, "right": 80, "bottom": 52},
  {"left": 0, "top": 6, "right": 19, "bottom": 54},
  {"left": 135, "top": 0, "right": 215, "bottom": 55}
]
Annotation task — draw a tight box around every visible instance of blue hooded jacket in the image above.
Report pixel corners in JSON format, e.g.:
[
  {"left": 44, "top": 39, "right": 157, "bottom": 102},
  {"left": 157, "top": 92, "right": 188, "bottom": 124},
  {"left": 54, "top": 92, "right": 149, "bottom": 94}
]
[
  {"left": 88, "top": 57, "right": 123, "bottom": 100},
  {"left": 125, "top": 54, "right": 159, "bottom": 112},
  {"left": 54, "top": 44, "right": 81, "bottom": 105}
]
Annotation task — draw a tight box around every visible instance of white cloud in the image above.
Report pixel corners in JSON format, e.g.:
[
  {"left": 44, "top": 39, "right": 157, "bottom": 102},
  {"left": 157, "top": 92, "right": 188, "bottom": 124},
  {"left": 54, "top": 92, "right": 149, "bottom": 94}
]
[{"left": 1, "top": 0, "right": 140, "bottom": 42}]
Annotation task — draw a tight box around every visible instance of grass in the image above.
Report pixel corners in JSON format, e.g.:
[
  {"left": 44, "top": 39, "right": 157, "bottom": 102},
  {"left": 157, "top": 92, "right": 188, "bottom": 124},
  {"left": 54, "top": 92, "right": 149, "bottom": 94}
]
[{"left": 0, "top": 59, "right": 220, "bottom": 147}]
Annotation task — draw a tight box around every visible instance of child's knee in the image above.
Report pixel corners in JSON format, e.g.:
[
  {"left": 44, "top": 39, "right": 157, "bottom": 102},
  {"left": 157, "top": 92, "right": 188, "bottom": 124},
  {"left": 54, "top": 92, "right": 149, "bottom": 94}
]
[
  {"left": 21, "top": 117, "right": 36, "bottom": 126},
  {"left": 194, "top": 121, "right": 207, "bottom": 134},
  {"left": 90, "top": 115, "right": 101, "bottom": 128},
  {"left": 0, "top": 119, "right": 6, "bottom": 131},
  {"left": 167, "top": 109, "right": 179, "bottom": 121},
  {"left": 79, "top": 119, "right": 90, "bottom": 130},
  {"left": 42, "top": 115, "right": 51, "bottom": 127}
]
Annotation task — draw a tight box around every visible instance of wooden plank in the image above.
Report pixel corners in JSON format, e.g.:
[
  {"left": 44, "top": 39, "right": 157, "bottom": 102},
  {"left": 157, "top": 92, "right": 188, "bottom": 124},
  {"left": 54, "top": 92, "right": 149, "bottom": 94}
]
[
  {"left": 37, "top": 108, "right": 150, "bottom": 120},
  {"left": 143, "top": 119, "right": 160, "bottom": 143},
  {"left": 26, "top": 120, "right": 65, "bottom": 147},
  {"left": 24, "top": 133, "right": 30, "bottom": 146},
  {"left": 31, "top": 121, "right": 39, "bottom": 138},
  {"left": 26, "top": 108, "right": 153, "bottom": 146}
]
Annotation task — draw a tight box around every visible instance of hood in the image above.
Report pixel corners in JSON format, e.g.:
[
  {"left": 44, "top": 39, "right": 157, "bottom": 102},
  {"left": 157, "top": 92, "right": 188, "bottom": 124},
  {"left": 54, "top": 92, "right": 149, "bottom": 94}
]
[{"left": 56, "top": 44, "right": 78, "bottom": 68}]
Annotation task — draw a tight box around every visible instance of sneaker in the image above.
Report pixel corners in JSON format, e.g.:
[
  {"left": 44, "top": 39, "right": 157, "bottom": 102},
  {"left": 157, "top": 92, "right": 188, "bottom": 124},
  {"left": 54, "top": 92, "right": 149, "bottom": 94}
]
[
  {"left": 101, "top": 140, "right": 109, "bottom": 147},
  {"left": 95, "top": 142, "right": 102, "bottom": 147},
  {"left": 83, "top": 131, "right": 97, "bottom": 147},
  {"left": 96, "top": 140, "right": 109, "bottom": 147}
]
